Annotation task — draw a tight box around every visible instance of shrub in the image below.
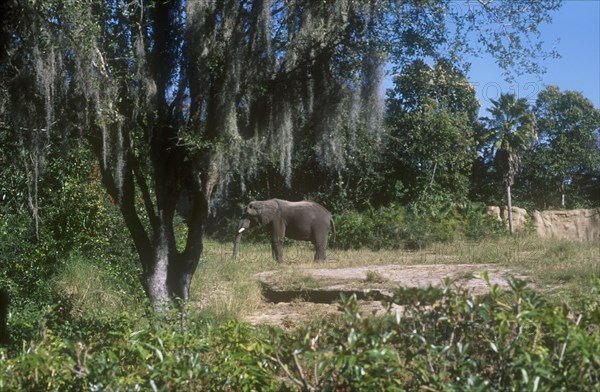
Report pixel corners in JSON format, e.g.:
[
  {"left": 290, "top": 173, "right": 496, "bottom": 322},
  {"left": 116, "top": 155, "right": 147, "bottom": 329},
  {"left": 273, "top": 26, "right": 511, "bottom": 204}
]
[
  {"left": 0, "top": 144, "right": 137, "bottom": 343},
  {"left": 272, "top": 276, "right": 600, "bottom": 390},
  {"left": 334, "top": 203, "right": 504, "bottom": 250},
  {"left": 0, "top": 312, "right": 277, "bottom": 391},
  {"left": 1, "top": 277, "right": 598, "bottom": 391}
]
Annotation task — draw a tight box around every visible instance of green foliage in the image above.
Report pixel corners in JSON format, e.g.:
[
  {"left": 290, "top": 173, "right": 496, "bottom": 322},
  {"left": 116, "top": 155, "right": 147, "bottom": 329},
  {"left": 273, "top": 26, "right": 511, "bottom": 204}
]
[
  {"left": 521, "top": 86, "right": 600, "bottom": 209},
  {"left": 0, "top": 312, "right": 277, "bottom": 391},
  {"left": 0, "top": 210, "right": 54, "bottom": 301},
  {"left": 314, "top": 123, "right": 391, "bottom": 212},
  {"left": 481, "top": 93, "right": 537, "bottom": 191},
  {"left": 272, "top": 277, "right": 600, "bottom": 390},
  {"left": 2, "top": 278, "right": 598, "bottom": 391},
  {"left": 334, "top": 203, "right": 504, "bottom": 250},
  {"left": 0, "top": 142, "right": 136, "bottom": 343},
  {"left": 42, "top": 147, "right": 122, "bottom": 254},
  {"left": 3, "top": 7, "right": 600, "bottom": 390},
  {"left": 385, "top": 60, "right": 479, "bottom": 206},
  {"left": 483, "top": 93, "right": 537, "bottom": 156}
]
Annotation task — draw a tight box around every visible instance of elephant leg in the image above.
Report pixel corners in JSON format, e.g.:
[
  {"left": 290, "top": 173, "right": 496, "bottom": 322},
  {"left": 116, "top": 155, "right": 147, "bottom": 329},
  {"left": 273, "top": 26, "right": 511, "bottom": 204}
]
[
  {"left": 314, "top": 237, "right": 328, "bottom": 262},
  {"left": 271, "top": 226, "right": 285, "bottom": 263}
]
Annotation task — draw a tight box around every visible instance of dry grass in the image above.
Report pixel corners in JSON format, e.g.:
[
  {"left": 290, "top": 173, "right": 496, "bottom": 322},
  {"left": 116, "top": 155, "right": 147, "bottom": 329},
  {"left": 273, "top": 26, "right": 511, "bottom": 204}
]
[
  {"left": 364, "top": 270, "right": 388, "bottom": 283},
  {"left": 189, "top": 236, "right": 599, "bottom": 320},
  {"left": 52, "top": 236, "right": 598, "bottom": 322},
  {"left": 52, "top": 254, "right": 137, "bottom": 317},
  {"left": 188, "top": 247, "right": 269, "bottom": 322}
]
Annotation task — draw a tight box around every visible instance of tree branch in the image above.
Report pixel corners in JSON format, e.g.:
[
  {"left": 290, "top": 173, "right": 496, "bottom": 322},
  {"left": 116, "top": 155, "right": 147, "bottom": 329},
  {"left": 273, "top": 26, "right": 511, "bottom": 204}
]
[
  {"left": 129, "top": 147, "right": 158, "bottom": 226},
  {"left": 87, "top": 131, "right": 152, "bottom": 279}
]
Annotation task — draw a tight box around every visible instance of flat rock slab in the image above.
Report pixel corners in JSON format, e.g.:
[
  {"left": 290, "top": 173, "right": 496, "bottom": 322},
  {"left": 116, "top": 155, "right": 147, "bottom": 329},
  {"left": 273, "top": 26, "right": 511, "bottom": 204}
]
[
  {"left": 256, "top": 263, "right": 525, "bottom": 298},
  {"left": 245, "top": 264, "right": 528, "bottom": 328}
]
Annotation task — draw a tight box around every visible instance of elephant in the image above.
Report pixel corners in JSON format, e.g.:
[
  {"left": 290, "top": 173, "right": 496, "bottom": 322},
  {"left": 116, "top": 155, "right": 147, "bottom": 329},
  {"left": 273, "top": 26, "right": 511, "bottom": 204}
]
[{"left": 233, "top": 199, "right": 335, "bottom": 262}]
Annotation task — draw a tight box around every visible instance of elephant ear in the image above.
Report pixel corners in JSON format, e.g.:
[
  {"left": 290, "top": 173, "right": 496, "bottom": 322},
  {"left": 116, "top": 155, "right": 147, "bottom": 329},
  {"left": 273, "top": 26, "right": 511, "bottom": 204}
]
[{"left": 258, "top": 199, "right": 279, "bottom": 226}]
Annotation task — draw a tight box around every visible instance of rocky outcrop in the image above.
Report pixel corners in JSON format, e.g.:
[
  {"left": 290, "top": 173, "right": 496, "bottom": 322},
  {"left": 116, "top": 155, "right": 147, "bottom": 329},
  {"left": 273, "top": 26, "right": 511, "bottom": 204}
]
[
  {"left": 487, "top": 207, "right": 600, "bottom": 242},
  {"left": 531, "top": 209, "right": 600, "bottom": 242},
  {"left": 485, "top": 206, "right": 529, "bottom": 232}
]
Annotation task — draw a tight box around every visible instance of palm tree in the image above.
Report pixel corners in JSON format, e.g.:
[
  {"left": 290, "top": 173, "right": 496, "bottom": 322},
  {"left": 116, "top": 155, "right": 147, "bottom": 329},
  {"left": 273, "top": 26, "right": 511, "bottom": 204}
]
[{"left": 483, "top": 93, "right": 536, "bottom": 234}]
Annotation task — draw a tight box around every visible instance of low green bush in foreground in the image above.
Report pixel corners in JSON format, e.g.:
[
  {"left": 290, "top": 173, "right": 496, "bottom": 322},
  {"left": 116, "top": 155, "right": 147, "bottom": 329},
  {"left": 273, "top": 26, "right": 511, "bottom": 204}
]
[{"left": 1, "top": 277, "right": 598, "bottom": 391}]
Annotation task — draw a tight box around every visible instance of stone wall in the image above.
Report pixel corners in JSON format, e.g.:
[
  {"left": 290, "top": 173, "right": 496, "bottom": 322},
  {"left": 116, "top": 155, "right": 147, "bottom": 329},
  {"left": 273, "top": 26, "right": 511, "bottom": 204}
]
[
  {"left": 486, "top": 207, "right": 600, "bottom": 242},
  {"left": 485, "top": 206, "right": 529, "bottom": 232},
  {"left": 531, "top": 209, "right": 600, "bottom": 242}
]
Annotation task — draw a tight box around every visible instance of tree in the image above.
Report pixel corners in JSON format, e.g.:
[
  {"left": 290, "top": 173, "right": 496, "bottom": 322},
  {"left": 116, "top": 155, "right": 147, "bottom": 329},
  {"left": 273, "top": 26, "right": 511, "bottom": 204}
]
[
  {"left": 532, "top": 86, "right": 600, "bottom": 208},
  {"left": 385, "top": 59, "right": 479, "bottom": 206},
  {"left": 482, "top": 93, "right": 537, "bottom": 233},
  {"left": 0, "top": 0, "right": 563, "bottom": 311}
]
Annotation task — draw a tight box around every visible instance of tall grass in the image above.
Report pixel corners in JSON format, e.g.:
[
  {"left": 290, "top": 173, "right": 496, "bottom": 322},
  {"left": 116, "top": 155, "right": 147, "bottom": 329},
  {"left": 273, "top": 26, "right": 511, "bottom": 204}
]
[
  {"left": 40, "top": 235, "right": 599, "bottom": 326},
  {"left": 192, "top": 236, "right": 599, "bottom": 320},
  {"left": 189, "top": 243, "right": 272, "bottom": 322},
  {"left": 51, "top": 252, "right": 144, "bottom": 317}
]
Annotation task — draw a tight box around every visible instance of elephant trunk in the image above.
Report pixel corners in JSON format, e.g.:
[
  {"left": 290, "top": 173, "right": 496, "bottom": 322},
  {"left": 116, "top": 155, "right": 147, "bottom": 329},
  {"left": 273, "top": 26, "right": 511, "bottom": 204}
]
[
  {"left": 232, "top": 218, "right": 251, "bottom": 258},
  {"left": 233, "top": 233, "right": 242, "bottom": 257}
]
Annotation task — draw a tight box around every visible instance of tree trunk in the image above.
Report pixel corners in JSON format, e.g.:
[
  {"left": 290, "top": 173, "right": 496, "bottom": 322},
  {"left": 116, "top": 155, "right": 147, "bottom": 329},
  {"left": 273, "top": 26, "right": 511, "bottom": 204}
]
[
  {"left": 144, "top": 196, "right": 206, "bottom": 312},
  {"left": 169, "top": 192, "right": 207, "bottom": 303},
  {"left": 89, "top": 130, "right": 207, "bottom": 312},
  {"left": 146, "top": 217, "right": 174, "bottom": 311},
  {"left": 561, "top": 182, "right": 566, "bottom": 209},
  {"left": 506, "top": 184, "right": 514, "bottom": 235},
  {"left": 0, "top": 288, "right": 9, "bottom": 345},
  {"left": 233, "top": 234, "right": 242, "bottom": 258}
]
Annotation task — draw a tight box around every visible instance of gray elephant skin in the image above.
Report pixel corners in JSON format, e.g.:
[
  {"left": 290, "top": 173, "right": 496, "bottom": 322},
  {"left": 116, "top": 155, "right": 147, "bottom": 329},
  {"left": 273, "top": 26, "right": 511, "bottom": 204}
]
[{"left": 233, "top": 199, "right": 335, "bottom": 262}]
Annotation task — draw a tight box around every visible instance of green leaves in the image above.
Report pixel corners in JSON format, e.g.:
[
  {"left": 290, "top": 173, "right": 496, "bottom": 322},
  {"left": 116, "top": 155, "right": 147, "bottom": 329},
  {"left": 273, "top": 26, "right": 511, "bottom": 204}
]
[
  {"left": 526, "top": 86, "right": 600, "bottom": 208},
  {"left": 334, "top": 203, "right": 503, "bottom": 250},
  {"left": 1, "top": 278, "right": 599, "bottom": 390},
  {"left": 483, "top": 93, "right": 537, "bottom": 156},
  {"left": 386, "top": 59, "right": 479, "bottom": 205},
  {"left": 270, "top": 278, "right": 600, "bottom": 390}
]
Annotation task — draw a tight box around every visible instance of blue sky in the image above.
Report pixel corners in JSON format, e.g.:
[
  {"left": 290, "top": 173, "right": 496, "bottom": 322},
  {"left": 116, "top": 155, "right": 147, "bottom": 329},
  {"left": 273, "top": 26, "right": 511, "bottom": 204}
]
[
  {"left": 383, "top": 1, "right": 600, "bottom": 116},
  {"left": 467, "top": 0, "right": 600, "bottom": 115}
]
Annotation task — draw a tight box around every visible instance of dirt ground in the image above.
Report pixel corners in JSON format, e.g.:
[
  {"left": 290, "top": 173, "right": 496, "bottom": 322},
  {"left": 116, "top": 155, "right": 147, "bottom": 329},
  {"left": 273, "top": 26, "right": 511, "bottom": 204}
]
[{"left": 243, "top": 263, "right": 528, "bottom": 329}]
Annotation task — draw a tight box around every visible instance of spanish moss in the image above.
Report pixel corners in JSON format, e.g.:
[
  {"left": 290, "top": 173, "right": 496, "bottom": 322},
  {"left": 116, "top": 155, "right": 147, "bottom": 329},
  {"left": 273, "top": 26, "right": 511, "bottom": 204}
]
[{"left": 1, "top": 0, "right": 564, "bottom": 309}]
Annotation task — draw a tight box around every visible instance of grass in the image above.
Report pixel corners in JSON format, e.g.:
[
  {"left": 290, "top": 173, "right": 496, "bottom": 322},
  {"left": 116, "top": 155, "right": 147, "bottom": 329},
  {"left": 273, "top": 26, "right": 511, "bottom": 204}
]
[
  {"left": 264, "top": 270, "right": 323, "bottom": 291},
  {"left": 51, "top": 252, "right": 144, "bottom": 317},
  {"left": 50, "top": 236, "right": 598, "bottom": 324},
  {"left": 188, "top": 236, "right": 599, "bottom": 321},
  {"left": 189, "top": 247, "right": 270, "bottom": 322},
  {"left": 364, "top": 270, "right": 387, "bottom": 283},
  {"left": 10, "top": 236, "right": 596, "bottom": 391}
]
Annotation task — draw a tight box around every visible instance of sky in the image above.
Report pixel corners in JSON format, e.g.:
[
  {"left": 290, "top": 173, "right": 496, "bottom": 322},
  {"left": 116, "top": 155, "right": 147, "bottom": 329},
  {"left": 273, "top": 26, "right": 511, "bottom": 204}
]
[
  {"left": 466, "top": 0, "right": 600, "bottom": 115},
  {"left": 383, "top": 1, "right": 600, "bottom": 116}
]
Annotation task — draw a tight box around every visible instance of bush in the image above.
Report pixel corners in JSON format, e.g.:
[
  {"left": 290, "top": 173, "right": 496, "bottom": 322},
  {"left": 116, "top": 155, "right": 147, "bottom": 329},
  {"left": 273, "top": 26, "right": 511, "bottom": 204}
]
[
  {"left": 334, "top": 203, "right": 504, "bottom": 250},
  {"left": 1, "top": 277, "right": 598, "bottom": 391},
  {"left": 272, "top": 276, "right": 600, "bottom": 390},
  {"left": 0, "top": 143, "right": 137, "bottom": 343},
  {"left": 0, "top": 312, "right": 278, "bottom": 391}
]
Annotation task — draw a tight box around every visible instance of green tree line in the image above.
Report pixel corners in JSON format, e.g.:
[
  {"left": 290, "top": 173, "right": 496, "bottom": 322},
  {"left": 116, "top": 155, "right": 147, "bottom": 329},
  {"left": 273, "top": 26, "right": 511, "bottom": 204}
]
[{"left": 222, "top": 65, "right": 599, "bottom": 218}]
